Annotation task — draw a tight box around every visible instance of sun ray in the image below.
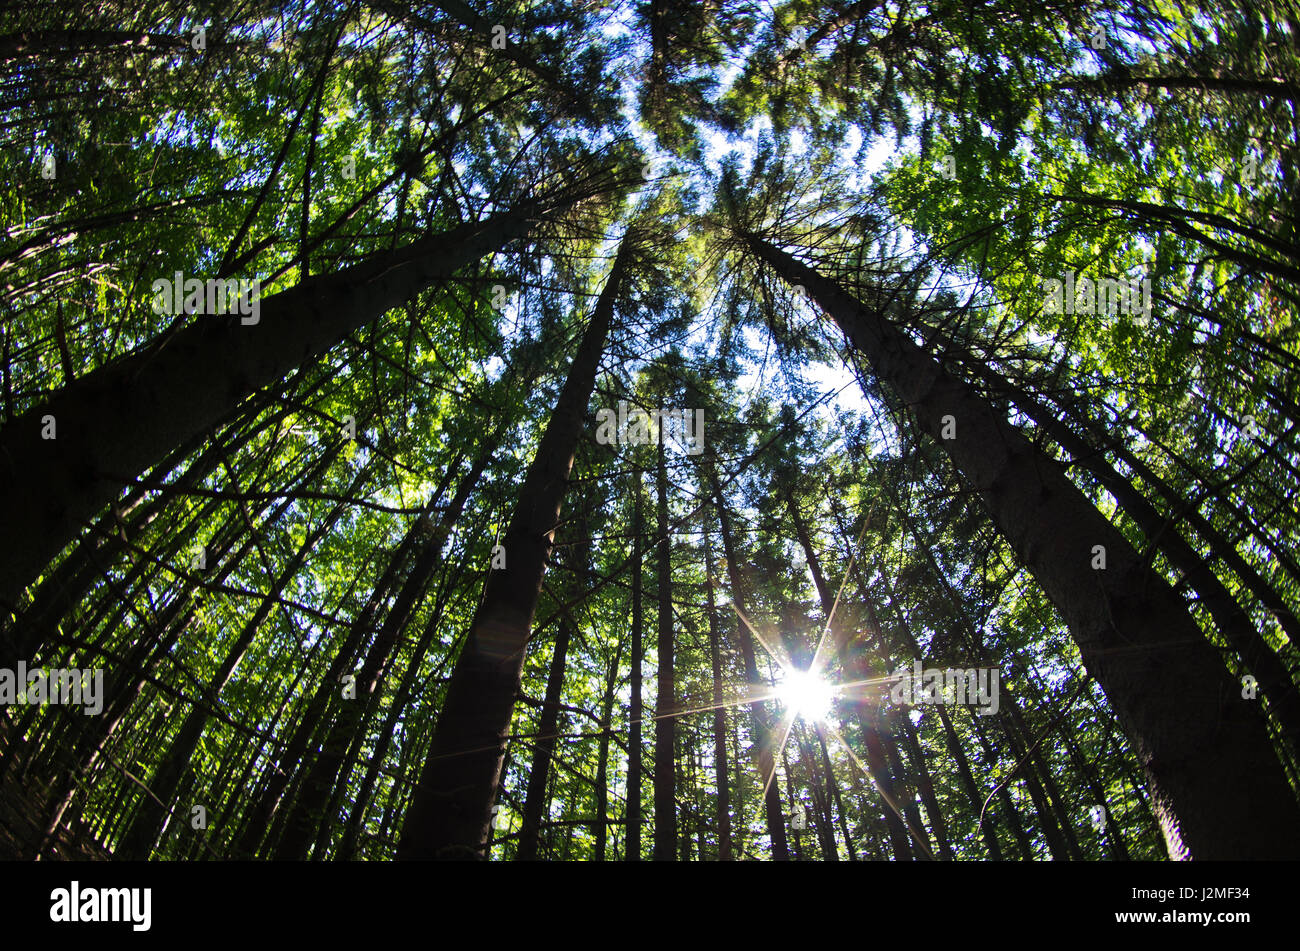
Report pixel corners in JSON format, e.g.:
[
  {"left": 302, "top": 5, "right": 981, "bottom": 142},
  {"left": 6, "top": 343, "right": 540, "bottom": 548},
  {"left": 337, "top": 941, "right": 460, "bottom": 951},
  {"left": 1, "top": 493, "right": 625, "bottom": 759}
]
[{"left": 819, "top": 719, "right": 935, "bottom": 859}]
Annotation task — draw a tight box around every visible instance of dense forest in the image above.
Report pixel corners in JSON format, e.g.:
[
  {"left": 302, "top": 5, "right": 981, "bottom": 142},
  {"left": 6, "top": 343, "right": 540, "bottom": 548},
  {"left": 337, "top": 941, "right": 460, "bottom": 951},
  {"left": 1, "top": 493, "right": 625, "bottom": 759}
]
[{"left": 0, "top": 0, "right": 1297, "bottom": 863}]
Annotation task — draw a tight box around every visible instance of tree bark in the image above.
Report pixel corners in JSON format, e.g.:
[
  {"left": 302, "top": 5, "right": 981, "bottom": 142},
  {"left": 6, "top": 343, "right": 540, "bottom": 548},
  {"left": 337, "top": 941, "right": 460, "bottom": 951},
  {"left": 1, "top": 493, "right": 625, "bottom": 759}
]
[
  {"left": 955, "top": 346, "right": 1300, "bottom": 751},
  {"left": 1055, "top": 73, "right": 1300, "bottom": 101}
]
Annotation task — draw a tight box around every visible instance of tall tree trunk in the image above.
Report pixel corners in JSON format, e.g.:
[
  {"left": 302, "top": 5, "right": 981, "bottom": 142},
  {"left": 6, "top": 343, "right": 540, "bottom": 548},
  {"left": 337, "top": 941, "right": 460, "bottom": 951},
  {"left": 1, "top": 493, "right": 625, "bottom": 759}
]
[
  {"left": 1, "top": 416, "right": 225, "bottom": 666},
  {"left": 516, "top": 618, "right": 573, "bottom": 860},
  {"left": 745, "top": 233, "right": 1300, "bottom": 859},
  {"left": 4, "top": 368, "right": 323, "bottom": 672},
  {"left": 0, "top": 191, "right": 581, "bottom": 615},
  {"left": 396, "top": 234, "right": 634, "bottom": 859},
  {"left": 652, "top": 435, "right": 676, "bottom": 860},
  {"left": 593, "top": 617, "right": 625, "bottom": 860},
  {"left": 709, "top": 466, "right": 790, "bottom": 859},
  {"left": 703, "top": 533, "right": 732, "bottom": 860},
  {"left": 1055, "top": 73, "right": 1300, "bottom": 100},
  {"left": 627, "top": 474, "right": 645, "bottom": 861},
  {"left": 955, "top": 350, "right": 1300, "bottom": 751},
  {"left": 781, "top": 748, "right": 804, "bottom": 860}
]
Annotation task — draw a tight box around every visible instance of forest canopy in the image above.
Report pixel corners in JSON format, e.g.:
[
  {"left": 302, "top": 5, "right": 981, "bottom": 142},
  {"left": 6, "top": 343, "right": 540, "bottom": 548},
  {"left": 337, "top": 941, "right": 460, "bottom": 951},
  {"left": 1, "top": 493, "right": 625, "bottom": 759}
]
[{"left": 0, "top": 0, "right": 1298, "bottom": 862}]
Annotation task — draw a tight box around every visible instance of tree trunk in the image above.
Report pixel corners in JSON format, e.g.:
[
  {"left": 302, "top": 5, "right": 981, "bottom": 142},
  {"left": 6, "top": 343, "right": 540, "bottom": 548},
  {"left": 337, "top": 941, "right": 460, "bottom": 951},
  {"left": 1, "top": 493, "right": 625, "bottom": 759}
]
[
  {"left": 956, "top": 353, "right": 1300, "bottom": 752},
  {"left": 593, "top": 616, "right": 625, "bottom": 860},
  {"left": 627, "top": 474, "right": 645, "bottom": 860},
  {"left": 703, "top": 533, "right": 732, "bottom": 860},
  {"left": 746, "top": 233, "right": 1300, "bottom": 858},
  {"left": 1055, "top": 73, "right": 1300, "bottom": 101},
  {"left": 516, "top": 619, "right": 573, "bottom": 860},
  {"left": 396, "top": 234, "right": 634, "bottom": 859},
  {"left": 652, "top": 435, "right": 676, "bottom": 860},
  {"left": 0, "top": 194, "right": 574, "bottom": 615},
  {"left": 709, "top": 466, "right": 790, "bottom": 859}
]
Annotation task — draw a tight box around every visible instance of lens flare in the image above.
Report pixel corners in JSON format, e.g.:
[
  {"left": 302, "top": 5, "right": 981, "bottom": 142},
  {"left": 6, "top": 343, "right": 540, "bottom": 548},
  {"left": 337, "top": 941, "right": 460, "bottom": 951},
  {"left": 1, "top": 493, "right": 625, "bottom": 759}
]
[{"left": 777, "top": 669, "right": 835, "bottom": 722}]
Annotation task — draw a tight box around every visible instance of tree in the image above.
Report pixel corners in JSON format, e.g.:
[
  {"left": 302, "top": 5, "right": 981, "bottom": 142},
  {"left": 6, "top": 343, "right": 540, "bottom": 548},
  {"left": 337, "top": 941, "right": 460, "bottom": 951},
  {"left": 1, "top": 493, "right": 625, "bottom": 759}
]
[
  {"left": 738, "top": 229, "right": 1300, "bottom": 859},
  {"left": 397, "top": 232, "right": 637, "bottom": 859},
  {"left": 3, "top": 0, "right": 1297, "bottom": 867}
]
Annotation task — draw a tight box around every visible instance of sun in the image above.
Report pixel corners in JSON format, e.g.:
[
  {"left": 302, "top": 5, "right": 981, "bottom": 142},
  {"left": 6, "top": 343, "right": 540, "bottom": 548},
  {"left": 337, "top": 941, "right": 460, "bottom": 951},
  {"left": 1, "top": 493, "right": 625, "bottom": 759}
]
[{"left": 777, "top": 669, "right": 835, "bottom": 722}]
